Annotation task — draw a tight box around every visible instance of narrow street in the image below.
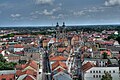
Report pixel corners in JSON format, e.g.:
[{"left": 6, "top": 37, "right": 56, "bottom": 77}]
[{"left": 42, "top": 51, "right": 52, "bottom": 80}]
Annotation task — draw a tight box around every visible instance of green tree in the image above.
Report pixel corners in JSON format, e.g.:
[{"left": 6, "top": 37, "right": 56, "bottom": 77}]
[
  {"left": 107, "top": 59, "right": 112, "bottom": 65},
  {"left": 0, "top": 54, "right": 6, "bottom": 62},
  {"left": 101, "top": 72, "right": 112, "bottom": 80},
  {"left": 18, "top": 60, "right": 27, "bottom": 64},
  {"left": 0, "top": 54, "right": 17, "bottom": 70},
  {"left": 116, "top": 36, "right": 120, "bottom": 44},
  {"left": 102, "top": 52, "right": 108, "bottom": 59}
]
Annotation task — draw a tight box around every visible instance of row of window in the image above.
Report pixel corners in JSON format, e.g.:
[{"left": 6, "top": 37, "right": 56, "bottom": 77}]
[
  {"left": 90, "top": 70, "right": 115, "bottom": 73},
  {"left": 93, "top": 75, "right": 102, "bottom": 78}
]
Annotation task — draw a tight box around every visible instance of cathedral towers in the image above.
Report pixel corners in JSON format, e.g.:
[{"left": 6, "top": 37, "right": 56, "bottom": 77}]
[{"left": 56, "top": 22, "right": 66, "bottom": 40}]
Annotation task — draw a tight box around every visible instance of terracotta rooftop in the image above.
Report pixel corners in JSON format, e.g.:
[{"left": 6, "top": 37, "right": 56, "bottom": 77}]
[
  {"left": 16, "top": 60, "right": 38, "bottom": 70},
  {"left": 51, "top": 38, "right": 56, "bottom": 42},
  {"left": 24, "top": 75, "right": 36, "bottom": 80},
  {"left": 57, "top": 48, "right": 66, "bottom": 52},
  {"left": 100, "top": 50, "right": 111, "bottom": 56},
  {"left": 50, "top": 56, "right": 67, "bottom": 61},
  {"left": 81, "top": 62, "right": 95, "bottom": 72},
  {"left": 16, "top": 69, "right": 37, "bottom": 77},
  {"left": 0, "top": 74, "right": 15, "bottom": 80},
  {"left": 14, "top": 44, "right": 24, "bottom": 48},
  {"left": 25, "top": 60, "right": 38, "bottom": 70},
  {"left": 72, "top": 35, "right": 79, "bottom": 41},
  {"left": 52, "top": 61, "right": 67, "bottom": 70}
]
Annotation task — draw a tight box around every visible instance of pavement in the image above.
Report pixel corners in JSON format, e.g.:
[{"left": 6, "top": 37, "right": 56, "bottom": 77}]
[{"left": 42, "top": 51, "right": 52, "bottom": 80}]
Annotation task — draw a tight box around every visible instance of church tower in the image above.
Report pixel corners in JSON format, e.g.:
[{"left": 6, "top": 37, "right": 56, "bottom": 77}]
[{"left": 55, "top": 22, "right": 67, "bottom": 41}]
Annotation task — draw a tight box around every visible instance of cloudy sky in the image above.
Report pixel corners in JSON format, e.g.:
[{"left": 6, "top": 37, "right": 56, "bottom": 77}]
[{"left": 0, "top": 0, "right": 120, "bottom": 26}]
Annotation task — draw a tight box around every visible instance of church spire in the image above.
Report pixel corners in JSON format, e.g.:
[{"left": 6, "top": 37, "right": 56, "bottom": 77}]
[
  {"left": 62, "top": 22, "right": 65, "bottom": 27},
  {"left": 56, "top": 22, "right": 59, "bottom": 27}
]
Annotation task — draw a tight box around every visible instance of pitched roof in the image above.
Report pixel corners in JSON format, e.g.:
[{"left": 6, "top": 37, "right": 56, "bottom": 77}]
[
  {"left": 16, "top": 69, "right": 37, "bottom": 77},
  {"left": 66, "top": 46, "right": 71, "bottom": 52},
  {"left": 53, "top": 72, "right": 72, "bottom": 80},
  {"left": 52, "top": 61, "right": 67, "bottom": 70},
  {"left": 23, "top": 69, "right": 37, "bottom": 75},
  {"left": 100, "top": 50, "right": 111, "bottom": 56},
  {"left": 24, "top": 60, "right": 38, "bottom": 70},
  {"left": 0, "top": 74, "right": 15, "bottom": 80},
  {"left": 50, "top": 56, "right": 67, "bottom": 61},
  {"left": 24, "top": 75, "right": 36, "bottom": 80},
  {"left": 16, "top": 60, "right": 38, "bottom": 70},
  {"left": 17, "top": 74, "right": 36, "bottom": 80},
  {"left": 81, "top": 62, "right": 95, "bottom": 72},
  {"left": 14, "top": 44, "right": 24, "bottom": 48},
  {"left": 72, "top": 35, "right": 79, "bottom": 41},
  {"left": 57, "top": 48, "right": 66, "bottom": 52},
  {"left": 52, "top": 38, "right": 56, "bottom": 42}
]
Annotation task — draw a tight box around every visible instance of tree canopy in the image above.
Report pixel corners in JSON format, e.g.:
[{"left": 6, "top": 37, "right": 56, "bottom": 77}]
[
  {"left": 0, "top": 54, "right": 17, "bottom": 70},
  {"left": 102, "top": 52, "right": 108, "bottom": 59},
  {"left": 101, "top": 72, "right": 112, "bottom": 80}
]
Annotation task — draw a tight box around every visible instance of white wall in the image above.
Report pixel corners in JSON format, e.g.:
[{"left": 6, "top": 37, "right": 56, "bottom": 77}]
[
  {"left": 83, "top": 67, "right": 119, "bottom": 80},
  {"left": 14, "top": 48, "right": 24, "bottom": 52}
]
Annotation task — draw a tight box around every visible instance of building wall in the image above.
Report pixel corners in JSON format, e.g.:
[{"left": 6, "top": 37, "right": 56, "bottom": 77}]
[
  {"left": 14, "top": 48, "right": 24, "bottom": 52},
  {"left": 83, "top": 67, "right": 119, "bottom": 80}
]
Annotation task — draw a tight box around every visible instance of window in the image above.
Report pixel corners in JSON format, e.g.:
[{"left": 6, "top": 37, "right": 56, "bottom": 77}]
[
  {"left": 113, "top": 70, "right": 115, "bottom": 73},
  {"left": 93, "top": 71, "right": 95, "bottom": 73},
  {"left": 104, "top": 70, "right": 106, "bottom": 73},
  {"left": 99, "top": 71, "right": 101, "bottom": 73},
  {"left": 93, "top": 75, "right": 95, "bottom": 78},
  {"left": 96, "top": 71, "right": 98, "bottom": 73},
  {"left": 109, "top": 71, "right": 111, "bottom": 73},
  {"left": 99, "top": 75, "right": 101, "bottom": 78},
  {"left": 96, "top": 75, "right": 98, "bottom": 78},
  {"left": 90, "top": 71, "right": 92, "bottom": 73}
]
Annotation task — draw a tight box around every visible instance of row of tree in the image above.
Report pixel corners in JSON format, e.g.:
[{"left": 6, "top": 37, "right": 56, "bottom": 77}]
[{"left": 0, "top": 54, "right": 17, "bottom": 70}]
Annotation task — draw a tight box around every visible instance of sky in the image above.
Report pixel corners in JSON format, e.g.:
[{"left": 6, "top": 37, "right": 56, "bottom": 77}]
[{"left": 0, "top": 0, "right": 120, "bottom": 26}]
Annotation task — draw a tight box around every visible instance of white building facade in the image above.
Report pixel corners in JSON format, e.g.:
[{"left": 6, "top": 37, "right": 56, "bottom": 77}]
[{"left": 82, "top": 67, "right": 119, "bottom": 80}]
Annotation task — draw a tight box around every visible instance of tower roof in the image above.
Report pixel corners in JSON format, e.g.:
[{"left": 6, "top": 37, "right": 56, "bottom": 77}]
[
  {"left": 62, "top": 22, "right": 65, "bottom": 27},
  {"left": 56, "top": 22, "right": 59, "bottom": 27}
]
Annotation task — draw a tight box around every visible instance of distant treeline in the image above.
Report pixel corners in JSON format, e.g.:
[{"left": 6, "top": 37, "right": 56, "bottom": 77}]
[{"left": 0, "top": 25, "right": 120, "bottom": 35}]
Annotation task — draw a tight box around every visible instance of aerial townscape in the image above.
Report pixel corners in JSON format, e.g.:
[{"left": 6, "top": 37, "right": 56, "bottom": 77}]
[
  {"left": 0, "top": 23, "right": 120, "bottom": 80},
  {"left": 1, "top": 0, "right": 120, "bottom": 80}
]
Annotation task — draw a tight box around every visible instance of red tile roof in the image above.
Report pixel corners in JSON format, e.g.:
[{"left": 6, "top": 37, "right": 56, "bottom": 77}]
[
  {"left": 57, "top": 48, "right": 66, "bottom": 52},
  {"left": 50, "top": 56, "right": 67, "bottom": 61},
  {"left": 16, "top": 70, "right": 22, "bottom": 76},
  {"left": 14, "top": 44, "right": 24, "bottom": 48},
  {"left": 51, "top": 38, "right": 56, "bottom": 42},
  {"left": 58, "top": 39, "right": 63, "bottom": 42},
  {"left": 24, "top": 75, "right": 35, "bottom": 80},
  {"left": 0, "top": 50, "right": 3, "bottom": 53},
  {"left": 0, "top": 74, "right": 15, "bottom": 80},
  {"left": 66, "top": 46, "right": 71, "bottom": 52},
  {"left": 16, "top": 69, "right": 37, "bottom": 77},
  {"left": 72, "top": 35, "right": 79, "bottom": 41},
  {"left": 56, "top": 68, "right": 65, "bottom": 72},
  {"left": 15, "top": 51, "right": 24, "bottom": 54},
  {"left": 16, "top": 60, "right": 38, "bottom": 70},
  {"left": 100, "top": 50, "right": 111, "bottom": 56},
  {"left": 25, "top": 60, "right": 38, "bottom": 70},
  {"left": 52, "top": 61, "right": 67, "bottom": 70},
  {"left": 81, "top": 62, "right": 95, "bottom": 72}
]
